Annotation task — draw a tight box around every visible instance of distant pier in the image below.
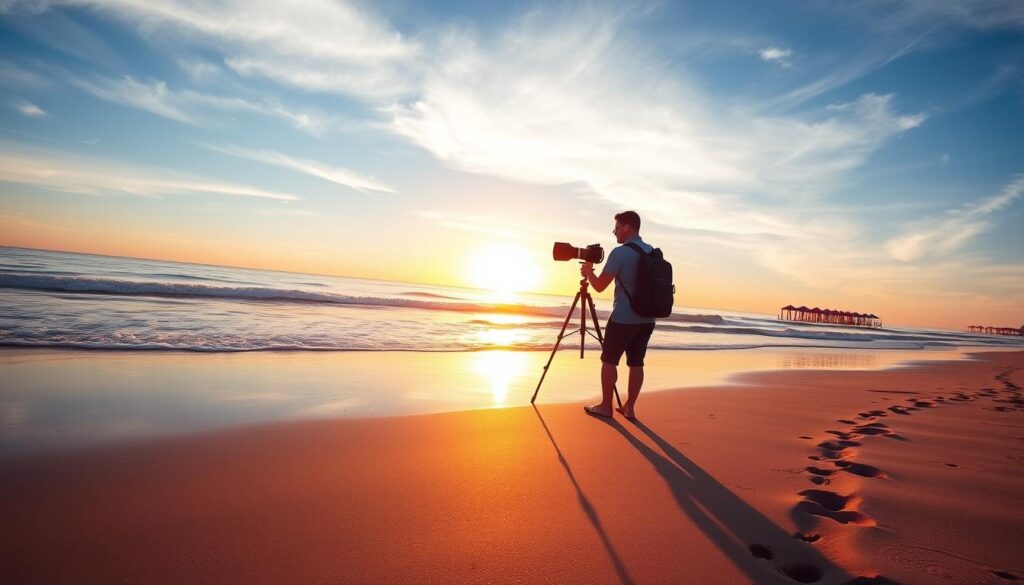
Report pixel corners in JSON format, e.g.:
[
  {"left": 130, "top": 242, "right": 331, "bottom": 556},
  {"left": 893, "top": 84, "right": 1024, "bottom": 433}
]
[
  {"left": 778, "top": 305, "right": 882, "bottom": 328},
  {"left": 967, "top": 325, "right": 1023, "bottom": 336}
]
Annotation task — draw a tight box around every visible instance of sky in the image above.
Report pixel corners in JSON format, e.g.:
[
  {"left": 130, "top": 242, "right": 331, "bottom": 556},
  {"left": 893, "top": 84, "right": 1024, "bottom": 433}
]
[{"left": 0, "top": 0, "right": 1022, "bottom": 330}]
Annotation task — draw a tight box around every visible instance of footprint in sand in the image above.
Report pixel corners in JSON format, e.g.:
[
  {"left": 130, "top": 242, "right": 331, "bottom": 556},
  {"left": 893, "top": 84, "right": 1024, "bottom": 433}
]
[
  {"left": 795, "top": 489, "right": 876, "bottom": 526},
  {"left": 805, "top": 466, "right": 837, "bottom": 485},
  {"left": 858, "top": 410, "right": 888, "bottom": 419},
  {"left": 854, "top": 425, "right": 892, "bottom": 436},
  {"left": 747, "top": 545, "right": 827, "bottom": 584},
  {"left": 818, "top": 439, "right": 862, "bottom": 451},
  {"left": 834, "top": 460, "right": 885, "bottom": 478}
]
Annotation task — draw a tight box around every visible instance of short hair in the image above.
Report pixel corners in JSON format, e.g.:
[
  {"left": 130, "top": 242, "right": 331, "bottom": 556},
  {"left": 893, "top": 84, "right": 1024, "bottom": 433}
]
[{"left": 614, "top": 211, "right": 641, "bottom": 231}]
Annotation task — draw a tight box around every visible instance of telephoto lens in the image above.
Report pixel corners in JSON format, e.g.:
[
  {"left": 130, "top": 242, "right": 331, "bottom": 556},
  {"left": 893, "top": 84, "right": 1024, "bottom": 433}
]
[{"left": 552, "top": 242, "right": 604, "bottom": 263}]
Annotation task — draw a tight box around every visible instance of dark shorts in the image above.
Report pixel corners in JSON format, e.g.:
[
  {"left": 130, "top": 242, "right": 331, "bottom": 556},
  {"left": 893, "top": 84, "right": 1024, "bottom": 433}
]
[{"left": 600, "top": 320, "right": 656, "bottom": 367}]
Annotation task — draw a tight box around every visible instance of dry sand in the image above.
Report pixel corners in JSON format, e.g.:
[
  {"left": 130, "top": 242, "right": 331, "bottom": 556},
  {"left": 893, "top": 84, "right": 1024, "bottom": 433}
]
[{"left": 1, "top": 351, "right": 1022, "bottom": 584}]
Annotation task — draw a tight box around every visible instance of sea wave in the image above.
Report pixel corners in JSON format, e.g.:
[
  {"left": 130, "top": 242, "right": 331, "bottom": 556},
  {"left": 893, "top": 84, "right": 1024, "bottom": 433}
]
[
  {"left": 0, "top": 272, "right": 566, "bottom": 316},
  {"left": 0, "top": 338, "right": 958, "bottom": 353},
  {"left": 0, "top": 272, "right": 731, "bottom": 325}
]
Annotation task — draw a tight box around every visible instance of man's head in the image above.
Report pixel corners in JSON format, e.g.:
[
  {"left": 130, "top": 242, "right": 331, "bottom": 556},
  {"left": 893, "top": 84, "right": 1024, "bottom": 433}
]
[{"left": 613, "top": 211, "right": 641, "bottom": 244}]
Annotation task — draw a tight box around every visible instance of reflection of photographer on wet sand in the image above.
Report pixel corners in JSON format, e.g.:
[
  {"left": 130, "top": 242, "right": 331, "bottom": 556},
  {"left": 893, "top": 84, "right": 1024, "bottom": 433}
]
[{"left": 581, "top": 211, "right": 674, "bottom": 421}]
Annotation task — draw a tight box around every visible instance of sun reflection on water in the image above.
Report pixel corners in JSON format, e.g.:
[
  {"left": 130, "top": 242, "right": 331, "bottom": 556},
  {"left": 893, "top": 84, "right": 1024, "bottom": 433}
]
[
  {"left": 473, "top": 315, "right": 529, "bottom": 349},
  {"left": 470, "top": 350, "right": 530, "bottom": 406}
]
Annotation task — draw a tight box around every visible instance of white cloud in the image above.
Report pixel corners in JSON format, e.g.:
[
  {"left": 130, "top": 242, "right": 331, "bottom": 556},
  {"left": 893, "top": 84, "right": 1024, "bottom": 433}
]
[
  {"left": 201, "top": 144, "right": 395, "bottom": 194},
  {"left": 0, "top": 145, "right": 299, "bottom": 201},
  {"left": 58, "top": 0, "right": 420, "bottom": 99},
  {"left": 759, "top": 46, "right": 794, "bottom": 67},
  {"left": 885, "top": 176, "right": 1024, "bottom": 262},
  {"left": 14, "top": 99, "right": 47, "bottom": 117},
  {"left": 73, "top": 75, "right": 195, "bottom": 123},
  {"left": 71, "top": 74, "right": 332, "bottom": 134},
  {"left": 389, "top": 10, "right": 925, "bottom": 239},
  {"left": 176, "top": 58, "right": 221, "bottom": 81}
]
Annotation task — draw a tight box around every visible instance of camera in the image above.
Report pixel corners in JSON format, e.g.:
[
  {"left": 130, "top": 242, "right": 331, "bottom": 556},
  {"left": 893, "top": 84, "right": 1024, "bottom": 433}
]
[{"left": 552, "top": 242, "right": 604, "bottom": 264}]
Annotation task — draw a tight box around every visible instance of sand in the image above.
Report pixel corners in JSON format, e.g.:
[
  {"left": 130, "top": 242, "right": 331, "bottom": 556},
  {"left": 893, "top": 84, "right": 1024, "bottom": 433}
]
[{"left": 1, "top": 351, "right": 1022, "bottom": 584}]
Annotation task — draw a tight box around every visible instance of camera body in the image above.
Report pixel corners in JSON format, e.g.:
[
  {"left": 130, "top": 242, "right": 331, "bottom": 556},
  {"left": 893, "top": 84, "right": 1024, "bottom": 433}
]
[{"left": 552, "top": 242, "right": 605, "bottom": 264}]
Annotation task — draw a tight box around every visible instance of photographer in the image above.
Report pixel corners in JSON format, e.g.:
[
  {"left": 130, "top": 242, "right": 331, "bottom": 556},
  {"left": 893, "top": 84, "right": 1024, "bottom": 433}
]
[{"left": 580, "top": 211, "right": 655, "bottom": 420}]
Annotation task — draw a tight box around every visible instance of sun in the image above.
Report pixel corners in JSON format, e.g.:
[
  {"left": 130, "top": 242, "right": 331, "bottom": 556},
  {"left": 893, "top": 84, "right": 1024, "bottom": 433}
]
[{"left": 467, "top": 243, "right": 541, "bottom": 300}]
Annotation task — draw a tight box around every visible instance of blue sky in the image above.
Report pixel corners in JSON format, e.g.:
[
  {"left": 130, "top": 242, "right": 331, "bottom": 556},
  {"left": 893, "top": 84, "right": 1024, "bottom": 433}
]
[{"left": 0, "top": 0, "right": 1022, "bottom": 328}]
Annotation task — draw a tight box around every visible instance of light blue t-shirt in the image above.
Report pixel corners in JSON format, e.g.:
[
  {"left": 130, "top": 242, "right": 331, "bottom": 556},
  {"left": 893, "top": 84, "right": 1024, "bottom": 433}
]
[{"left": 599, "top": 235, "right": 656, "bottom": 325}]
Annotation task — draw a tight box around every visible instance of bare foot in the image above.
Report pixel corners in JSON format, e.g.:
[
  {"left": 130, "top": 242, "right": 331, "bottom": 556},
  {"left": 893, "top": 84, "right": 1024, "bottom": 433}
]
[
  {"left": 616, "top": 405, "right": 636, "bottom": 420},
  {"left": 584, "top": 404, "right": 613, "bottom": 418}
]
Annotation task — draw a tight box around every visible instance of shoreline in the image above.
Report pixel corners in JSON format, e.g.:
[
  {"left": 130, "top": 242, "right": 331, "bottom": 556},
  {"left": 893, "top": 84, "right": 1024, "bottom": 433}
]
[
  {"left": 1, "top": 345, "right": 1015, "bottom": 460},
  {"left": 1, "top": 350, "right": 1021, "bottom": 584}
]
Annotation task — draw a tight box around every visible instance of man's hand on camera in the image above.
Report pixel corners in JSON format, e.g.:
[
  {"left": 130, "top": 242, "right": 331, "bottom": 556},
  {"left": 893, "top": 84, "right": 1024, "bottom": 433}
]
[{"left": 580, "top": 261, "right": 595, "bottom": 278}]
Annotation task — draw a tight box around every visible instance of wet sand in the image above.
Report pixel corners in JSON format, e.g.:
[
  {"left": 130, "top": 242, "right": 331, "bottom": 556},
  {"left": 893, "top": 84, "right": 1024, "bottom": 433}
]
[{"left": 1, "top": 351, "right": 1022, "bottom": 584}]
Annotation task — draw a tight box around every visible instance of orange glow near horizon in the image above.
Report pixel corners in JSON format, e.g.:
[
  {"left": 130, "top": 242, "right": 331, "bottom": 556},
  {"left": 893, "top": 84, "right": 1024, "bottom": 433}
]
[{"left": 2, "top": 217, "right": 1021, "bottom": 332}]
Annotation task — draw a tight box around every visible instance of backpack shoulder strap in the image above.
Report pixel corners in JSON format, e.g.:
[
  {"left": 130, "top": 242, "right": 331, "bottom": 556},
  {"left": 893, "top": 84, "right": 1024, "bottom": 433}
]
[
  {"left": 614, "top": 242, "right": 646, "bottom": 302},
  {"left": 624, "top": 242, "right": 646, "bottom": 255}
]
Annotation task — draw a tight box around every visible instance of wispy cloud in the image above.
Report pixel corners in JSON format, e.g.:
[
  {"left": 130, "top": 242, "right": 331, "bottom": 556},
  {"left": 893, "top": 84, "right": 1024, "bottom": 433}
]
[
  {"left": 176, "top": 58, "right": 221, "bottom": 82},
  {"left": 61, "top": 0, "right": 421, "bottom": 99},
  {"left": 73, "top": 75, "right": 195, "bottom": 123},
  {"left": 885, "top": 0, "right": 1024, "bottom": 30},
  {"left": 201, "top": 144, "right": 395, "bottom": 194},
  {"left": 14, "top": 99, "right": 47, "bottom": 117},
  {"left": 70, "top": 74, "right": 334, "bottom": 134},
  {"left": 886, "top": 176, "right": 1024, "bottom": 262},
  {"left": 0, "top": 58, "right": 52, "bottom": 89},
  {"left": 389, "top": 10, "right": 925, "bottom": 239},
  {"left": 415, "top": 210, "right": 608, "bottom": 243},
  {"left": 0, "top": 145, "right": 299, "bottom": 201}
]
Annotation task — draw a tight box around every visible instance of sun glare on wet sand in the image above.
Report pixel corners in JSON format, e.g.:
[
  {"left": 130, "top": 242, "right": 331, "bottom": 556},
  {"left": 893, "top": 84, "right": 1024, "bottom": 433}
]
[{"left": 471, "top": 350, "right": 530, "bottom": 406}]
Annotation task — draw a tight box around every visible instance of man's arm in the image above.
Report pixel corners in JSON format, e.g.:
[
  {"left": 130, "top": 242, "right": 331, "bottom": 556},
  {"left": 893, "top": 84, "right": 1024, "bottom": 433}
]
[{"left": 581, "top": 262, "right": 615, "bottom": 292}]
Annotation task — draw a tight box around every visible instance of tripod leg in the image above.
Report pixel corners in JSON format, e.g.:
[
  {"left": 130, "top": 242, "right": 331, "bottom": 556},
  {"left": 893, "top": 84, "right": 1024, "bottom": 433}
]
[
  {"left": 587, "top": 294, "right": 605, "bottom": 345},
  {"left": 579, "top": 290, "right": 586, "bottom": 359},
  {"left": 531, "top": 292, "right": 582, "bottom": 404},
  {"left": 585, "top": 293, "right": 622, "bottom": 409}
]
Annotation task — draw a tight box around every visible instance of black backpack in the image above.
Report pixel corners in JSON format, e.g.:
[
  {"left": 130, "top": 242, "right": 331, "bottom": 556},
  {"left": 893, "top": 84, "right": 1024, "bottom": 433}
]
[{"left": 616, "top": 242, "right": 675, "bottom": 318}]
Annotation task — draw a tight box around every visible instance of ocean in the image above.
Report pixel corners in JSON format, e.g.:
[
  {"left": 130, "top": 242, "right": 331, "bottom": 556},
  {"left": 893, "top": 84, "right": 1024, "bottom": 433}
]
[{"left": 2, "top": 246, "right": 1019, "bottom": 353}]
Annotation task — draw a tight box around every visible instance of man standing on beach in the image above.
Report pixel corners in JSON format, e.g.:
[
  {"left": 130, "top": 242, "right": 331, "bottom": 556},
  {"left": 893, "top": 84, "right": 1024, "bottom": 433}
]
[{"left": 580, "top": 210, "right": 656, "bottom": 420}]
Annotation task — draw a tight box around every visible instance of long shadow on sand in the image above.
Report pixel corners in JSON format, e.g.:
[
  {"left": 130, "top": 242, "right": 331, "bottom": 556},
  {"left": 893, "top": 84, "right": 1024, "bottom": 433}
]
[
  {"left": 606, "top": 417, "right": 864, "bottom": 585},
  {"left": 533, "top": 406, "right": 635, "bottom": 585}
]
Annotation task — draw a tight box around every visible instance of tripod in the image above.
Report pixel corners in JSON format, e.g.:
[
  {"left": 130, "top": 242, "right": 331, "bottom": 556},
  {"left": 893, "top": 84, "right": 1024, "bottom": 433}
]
[{"left": 531, "top": 275, "right": 622, "bottom": 407}]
